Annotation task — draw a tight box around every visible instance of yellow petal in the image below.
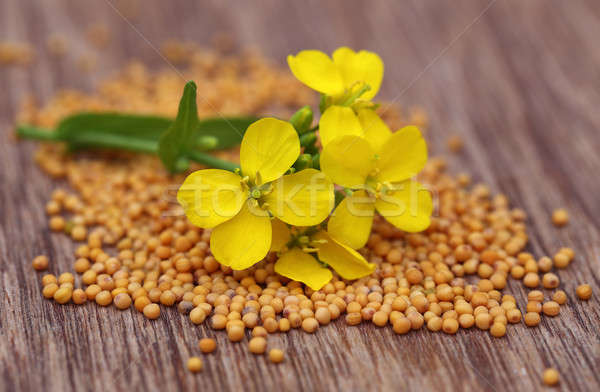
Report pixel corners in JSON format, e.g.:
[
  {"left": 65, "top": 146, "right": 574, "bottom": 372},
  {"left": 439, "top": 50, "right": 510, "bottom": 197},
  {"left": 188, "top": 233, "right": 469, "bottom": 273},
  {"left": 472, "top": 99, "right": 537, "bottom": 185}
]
[
  {"left": 270, "top": 218, "right": 291, "bottom": 252},
  {"left": 177, "top": 169, "right": 245, "bottom": 228},
  {"left": 264, "top": 169, "right": 334, "bottom": 226},
  {"left": 320, "top": 135, "right": 375, "bottom": 188},
  {"left": 375, "top": 125, "right": 427, "bottom": 183},
  {"left": 274, "top": 248, "right": 333, "bottom": 291},
  {"left": 240, "top": 118, "right": 300, "bottom": 184},
  {"left": 327, "top": 190, "right": 375, "bottom": 249},
  {"left": 357, "top": 108, "right": 391, "bottom": 151},
  {"left": 287, "top": 50, "right": 345, "bottom": 96},
  {"left": 319, "top": 105, "right": 363, "bottom": 147},
  {"left": 375, "top": 180, "right": 433, "bottom": 232},
  {"left": 332, "top": 47, "right": 384, "bottom": 100},
  {"left": 315, "top": 231, "right": 375, "bottom": 280},
  {"left": 210, "top": 201, "right": 271, "bottom": 270}
]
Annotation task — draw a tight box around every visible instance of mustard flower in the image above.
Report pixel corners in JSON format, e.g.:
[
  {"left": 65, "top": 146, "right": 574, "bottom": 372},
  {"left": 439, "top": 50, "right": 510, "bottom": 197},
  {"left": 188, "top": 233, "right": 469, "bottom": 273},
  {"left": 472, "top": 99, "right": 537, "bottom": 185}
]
[
  {"left": 270, "top": 220, "right": 375, "bottom": 290},
  {"left": 177, "top": 118, "right": 334, "bottom": 270},
  {"left": 320, "top": 109, "right": 433, "bottom": 249},
  {"left": 287, "top": 47, "right": 384, "bottom": 104}
]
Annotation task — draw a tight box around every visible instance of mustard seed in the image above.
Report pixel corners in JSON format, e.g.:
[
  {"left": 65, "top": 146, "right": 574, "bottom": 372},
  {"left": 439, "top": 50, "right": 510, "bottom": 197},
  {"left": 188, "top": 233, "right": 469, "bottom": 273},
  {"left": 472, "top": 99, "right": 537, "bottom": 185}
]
[
  {"left": 542, "top": 301, "right": 560, "bottom": 317},
  {"left": 198, "top": 338, "right": 216, "bottom": 353},
  {"left": 248, "top": 337, "right": 267, "bottom": 354},
  {"left": 227, "top": 325, "right": 244, "bottom": 342},
  {"left": 32, "top": 255, "right": 49, "bottom": 271},
  {"left": 551, "top": 209, "right": 569, "bottom": 227},
  {"left": 114, "top": 293, "right": 132, "bottom": 309},
  {"left": 41, "top": 274, "right": 57, "bottom": 286},
  {"left": 552, "top": 290, "right": 567, "bottom": 305},
  {"left": 95, "top": 290, "right": 112, "bottom": 306},
  {"left": 72, "top": 289, "right": 87, "bottom": 305},
  {"left": 523, "top": 272, "right": 539, "bottom": 288},
  {"left": 524, "top": 312, "right": 541, "bottom": 327},
  {"left": 53, "top": 287, "right": 72, "bottom": 304},
  {"left": 542, "top": 368, "right": 560, "bottom": 386},
  {"left": 442, "top": 318, "right": 459, "bottom": 334},
  {"left": 506, "top": 308, "right": 522, "bottom": 323},
  {"left": 346, "top": 312, "right": 362, "bottom": 326},
  {"left": 490, "top": 322, "right": 506, "bottom": 337},
  {"left": 190, "top": 307, "right": 207, "bottom": 324},
  {"left": 187, "top": 357, "right": 203, "bottom": 373},
  {"left": 528, "top": 290, "right": 544, "bottom": 303},
  {"left": 542, "top": 273, "right": 559, "bottom": 289},
  {"left": 372, "top": 311, "right": 388, "bottom": 327},
  {"left": 269, "top": 349, "right": 285, "bottom": 363},
  {"left": 576, "top": 284, "right": 592, "bottom": 300},
  {"left": 393, "top": 317, "right": 411, "bottom": 334},
  {"left": 301, "top": 317, "right": 319, "bottom": 333},
  {"left": 42, "top": 283, "right": 59, "bottom": 299},
  {"left": 315, "top": 307, "right": 331, "bottom": 325},
  {"left": 143, "top": 303, "right": 160, "bottom": 319},
  {"left": 553, "top": 252, "right": 570, "bottom": 269},
  {"left": 458, "top": 314, "right": 475, "bottom": 329}
]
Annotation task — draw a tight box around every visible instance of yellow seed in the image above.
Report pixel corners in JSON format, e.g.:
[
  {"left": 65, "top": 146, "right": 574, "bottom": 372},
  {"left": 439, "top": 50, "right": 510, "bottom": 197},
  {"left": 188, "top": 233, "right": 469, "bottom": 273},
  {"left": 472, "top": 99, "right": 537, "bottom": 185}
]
[
  {"left": 542, "top": 368, "right": 560, "bottom": 386},
  {"left": 42, "top": 283, "right": 59, "bottom": 299},
  {"left": 190, "top": 307, "right": 207, "bottom": 324},
  {"left": 551, "top": 209, "right": 569, "bottom": 227},
  {"left": 53, "top": 287, "right": 72, "bottom": 304},
  {"left": 524, "top": 312, "right": 541, "bottom": 327},
  {"left": 32, "top": 255, "right": 49, "bottom": 271},
  {"left": 315, "top": 307, "right": 331, "bottom": 325},
  {"left": 345, "top": 312, "right": 362, "bottom": 326},
  {"left": 506, "top": 308, "right": 522, "bottom": 323},
  {"left": 95, "top": 290, "right": 112, "bottom": 306},
  {"left": 553, "top": 252, "right": 570, "bottom": 269},
  {"left": 41, "top": 274, "right": 57, "bottom": 286},
  {"left": 114, "top": 293, "right": 132, "bottom": 309},
  {"left": 187, "top": 357, "right": 203, "bottom": 373},
  {"left": 72, "top": 289, "right": 87, "bottom": 305},
  {"left": 198, "top": 338, "right": 216, "bottom": 353},
  {"left": 393, "top": 317, "right": 412, "bottom": 334},
  {"left": 552, "top": 290, "right": 567, "bottom": 305},
  {"left": 301, "top": 318, "right": 319, "bottom": 333},
  {"left": 248, "top": 337, "right": 267, "bottom": 354},
  {"left": 523, "top": 273, "right": 539, "bottom": 288},
  {"left": 458, "top": 314, "right": 475, "bottom": 329},
  {"left": 490, "top": 322, "right": 506, "bottom": 337},
  {"left": 372, "top": 311, "right": 388, "bottom": 327},
  {"left": 475, "top": 313, "right": 492, "bottom": 330},
  {"left": 268, "top": 349, "right": 285, "bottom": 364},
  {"left": 542, "top": 273, "right": 559, "bottom": 289},
  {"left": 142, "top": 303, "right": 159, "bottom": 320},
  {"left": 427, "top": 317, "right": 442, "bottom": 332},
  {"left": 576, "top": 284, "right": 592, "bottom": 300},
  {"left": 442, "top": 318, "right": 459, "bottom": 334},
  {"left": 542, "top": 301, "right": 560, "bottom": 317},
  {"left": 227, "top": 325, "right": 244, "bottom": 342}
]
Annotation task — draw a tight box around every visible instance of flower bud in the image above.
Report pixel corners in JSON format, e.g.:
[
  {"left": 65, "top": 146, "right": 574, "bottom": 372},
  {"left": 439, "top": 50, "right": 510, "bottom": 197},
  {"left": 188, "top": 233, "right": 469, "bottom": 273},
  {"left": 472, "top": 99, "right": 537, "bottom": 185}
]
[{"left": 290, "top": 106, "right": 313, "bottom": 134}]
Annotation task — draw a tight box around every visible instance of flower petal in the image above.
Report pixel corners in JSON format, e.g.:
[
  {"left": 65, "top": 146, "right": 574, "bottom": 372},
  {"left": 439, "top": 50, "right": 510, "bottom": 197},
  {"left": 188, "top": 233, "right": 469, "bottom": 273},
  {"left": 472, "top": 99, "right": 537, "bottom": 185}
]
[
  {"left": 375, "top": 180, "right": 433, "bottom": 232},
  {"left": 177, "top": 169, "right": 245, "bottom": 228},
  {"left": 210, "top": 201, "right": 271, "bottom": 270},
  {"left": 240, "top": 118, "right": 300, "bottom": 184},
  {"left": 327, "top": 190, "right": 375, "bottom": 249},
  {"left": 357, "top": 108, "right": 391, "bottom": 152},
  {"left": 319, "top": 105, "right": 363, "bottom": 147},
  {"left": 375, "top": 125, "right": 427, "bottom": 183},
  {"left": 332, "top": 47, "right": 384, "bottom": 100},
  {"left": 270, "top": 218, "right": 291, "bottom": 252},
  {"left": 274, "top": 248, "right": 333, "bottom": 291},
  {"left": 320, "top": 135, "right": 375, "bottom": 188},
  {"left": 287, "top": 50, "right": 345, "bottom": 96},
  {"left": 315, "top": 231, "right": 375, "bottom": 280},
  {"left": 264, "top": 169, "right": 334, "bottom": 226}
]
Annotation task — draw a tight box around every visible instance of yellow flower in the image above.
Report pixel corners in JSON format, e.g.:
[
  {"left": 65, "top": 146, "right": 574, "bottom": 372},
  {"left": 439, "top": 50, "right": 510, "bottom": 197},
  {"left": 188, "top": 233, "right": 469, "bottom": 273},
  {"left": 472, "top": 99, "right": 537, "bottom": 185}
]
[
  {"left": 270, "top": 220, "right": 375, "bottom": 290},
  {"left": 320, "top": 109, "right": 433, "bottom": 249},
  {"left": 177, "top": 118, "right": 334, "bottom": 270},
  {"left": 287, "top": 47, "right": 384, "bottom": 102}
]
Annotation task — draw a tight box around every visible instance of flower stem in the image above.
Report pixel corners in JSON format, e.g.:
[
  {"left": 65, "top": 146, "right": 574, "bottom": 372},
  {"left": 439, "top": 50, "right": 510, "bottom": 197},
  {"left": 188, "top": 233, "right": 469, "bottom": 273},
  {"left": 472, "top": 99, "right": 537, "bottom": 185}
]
[
  {"left": 16, "top": 125, "right": 60, "bottom": 141},
  {"left": 186, "top": 149, "right": 239, "bottom": 172}
]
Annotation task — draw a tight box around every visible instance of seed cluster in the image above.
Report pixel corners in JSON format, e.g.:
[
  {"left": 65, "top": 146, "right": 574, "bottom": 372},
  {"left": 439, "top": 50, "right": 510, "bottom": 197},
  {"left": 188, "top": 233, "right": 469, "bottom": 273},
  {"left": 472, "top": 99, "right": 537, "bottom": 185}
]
[{"left": 21, "top": 46, "right": 591, "bottom": 382}]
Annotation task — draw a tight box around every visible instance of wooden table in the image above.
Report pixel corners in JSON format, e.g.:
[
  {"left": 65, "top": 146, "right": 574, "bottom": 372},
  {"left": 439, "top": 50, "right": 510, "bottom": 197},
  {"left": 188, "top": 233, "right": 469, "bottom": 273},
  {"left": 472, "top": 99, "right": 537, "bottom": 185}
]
[{"left": 1, "top": 0, "right": 599, "bottom": 391}]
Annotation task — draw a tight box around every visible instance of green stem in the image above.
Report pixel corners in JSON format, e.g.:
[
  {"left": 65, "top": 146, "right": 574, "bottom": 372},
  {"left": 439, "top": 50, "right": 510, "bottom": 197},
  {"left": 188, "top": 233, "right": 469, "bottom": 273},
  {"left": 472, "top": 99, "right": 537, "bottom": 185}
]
[
  {"left": 186, "top": 149, "right": 239, "bottom": 172},
  {"left": 16, "top": 125, "right": 60, "bottom": 141}
]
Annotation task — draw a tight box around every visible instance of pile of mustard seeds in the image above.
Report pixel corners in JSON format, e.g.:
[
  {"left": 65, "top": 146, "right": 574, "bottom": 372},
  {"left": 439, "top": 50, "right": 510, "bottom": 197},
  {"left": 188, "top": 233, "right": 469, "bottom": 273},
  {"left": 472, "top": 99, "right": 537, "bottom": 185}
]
[{"left": 20, "top": 47, "right": 591, "bottom": 381}]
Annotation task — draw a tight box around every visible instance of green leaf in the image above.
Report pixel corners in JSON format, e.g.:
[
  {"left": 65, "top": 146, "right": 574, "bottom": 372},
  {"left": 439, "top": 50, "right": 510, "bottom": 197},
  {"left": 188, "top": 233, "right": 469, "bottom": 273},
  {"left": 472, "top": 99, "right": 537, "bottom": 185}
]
[{"left": 158, "top": 81, "right": 200, "bottom": 173}]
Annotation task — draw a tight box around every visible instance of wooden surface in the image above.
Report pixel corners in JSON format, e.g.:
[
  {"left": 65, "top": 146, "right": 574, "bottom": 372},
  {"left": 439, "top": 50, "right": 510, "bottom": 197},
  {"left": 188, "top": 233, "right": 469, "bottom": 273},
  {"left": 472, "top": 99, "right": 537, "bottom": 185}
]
[{"left": 1, "top": 0, "right": 600, "bottom": 391}]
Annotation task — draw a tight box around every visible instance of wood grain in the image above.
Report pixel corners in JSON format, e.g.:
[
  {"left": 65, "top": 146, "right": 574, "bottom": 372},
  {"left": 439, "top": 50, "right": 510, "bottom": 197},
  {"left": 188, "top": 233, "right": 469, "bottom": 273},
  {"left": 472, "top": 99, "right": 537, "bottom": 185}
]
[{"left": 1, "top": 0, "right": 599, "bottom": 391}]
